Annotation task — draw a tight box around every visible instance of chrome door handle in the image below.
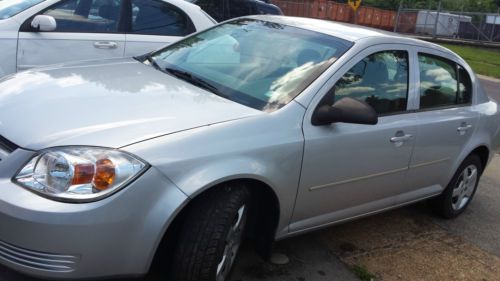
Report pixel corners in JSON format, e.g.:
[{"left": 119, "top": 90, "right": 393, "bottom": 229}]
[
  {"left": 390, "top": 134, "right": 413, "bottom": 143},
  {"left": 457, "top": 125, "right": 472, "bottom": 132},
  {"left": 93, "top": 41, "right": 118, "bottom": 49}
]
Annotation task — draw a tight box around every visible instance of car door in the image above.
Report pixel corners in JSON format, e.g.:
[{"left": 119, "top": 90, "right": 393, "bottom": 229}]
[
  {"left": 290, "top": 46, "right": 418, "bottom": 232},
  {"left": 123, "top": 0, "right": 196, "bottom": 57},
  {"left": 17, "top": 0, "right": 126, "bottom": 71},
  {"left": 398, "top": 49, "right": 480, "bottom": 203}
]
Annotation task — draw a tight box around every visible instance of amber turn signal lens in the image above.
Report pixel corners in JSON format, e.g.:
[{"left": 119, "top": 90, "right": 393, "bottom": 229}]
[
  {"left": 71, "top": 163, "right": 95, "bottom": 185},
  {"left": 93, "top": 159, "right": 116, "bottom": 191}
]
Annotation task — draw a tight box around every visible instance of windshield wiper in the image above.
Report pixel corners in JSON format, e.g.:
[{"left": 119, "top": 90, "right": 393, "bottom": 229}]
[
  {"left": 144, "top": 54, "right": 162, "bottom": 71},
  {"left": 164, "top": 67, "right": 225, "bottom": 97}
]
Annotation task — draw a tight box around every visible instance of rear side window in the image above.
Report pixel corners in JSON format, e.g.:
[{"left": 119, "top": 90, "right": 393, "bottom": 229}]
[
  {"left": 418, "top": 53, "right": 472, "bottom": 109},
  {"left": 334, "top": 50, "right": 409, "bottom": 115},
  {"left": 131, "top": 0, "right": 193, "bottom": 36},
  {"left": 43, "top": 0, "right": 121, "bottom": 33}
]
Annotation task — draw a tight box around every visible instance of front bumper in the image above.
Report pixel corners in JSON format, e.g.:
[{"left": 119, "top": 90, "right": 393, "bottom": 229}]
[{"left": 0, "top": 149, "right": 188, "bottom": 279}]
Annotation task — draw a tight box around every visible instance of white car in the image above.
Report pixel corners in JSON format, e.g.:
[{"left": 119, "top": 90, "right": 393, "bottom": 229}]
[{"left": 0, "top": 0, "right": 215, "bottom": 77}]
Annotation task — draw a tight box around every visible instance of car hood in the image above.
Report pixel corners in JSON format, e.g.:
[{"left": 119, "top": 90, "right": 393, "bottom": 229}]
[{"left": 0, "top": 58, "right": 262, "bottom": 150}]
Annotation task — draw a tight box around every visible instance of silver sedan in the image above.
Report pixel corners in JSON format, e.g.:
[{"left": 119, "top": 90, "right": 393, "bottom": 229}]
[{"left": 0, "top": 15, "right": 499, "bottom": 281}]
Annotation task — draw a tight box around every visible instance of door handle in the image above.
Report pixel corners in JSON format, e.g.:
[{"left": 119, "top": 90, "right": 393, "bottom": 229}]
[
  {"left": 390, "top": 131, "right": 413, "bottom": 146},
  {"left": 457, "top": 125, "right": 472, "bottom": 132},
  {"left": 457, "top": 123, "right": 472, "bottom": 136},
  {"left": 390, "top": 134, "right": 413, "bottom": 143},
  {"left": 93, "top": 41, "right": 118, "bottom": 49}
]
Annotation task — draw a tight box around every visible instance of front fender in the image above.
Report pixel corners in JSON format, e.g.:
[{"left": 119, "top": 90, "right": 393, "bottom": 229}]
[{"left": 123, "top": 102, "right": 306, "bottom": 238}]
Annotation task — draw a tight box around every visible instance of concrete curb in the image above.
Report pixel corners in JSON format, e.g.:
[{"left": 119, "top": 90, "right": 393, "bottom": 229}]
[{"left": 478, "top": 75, "right": 500, "bottom": 83}]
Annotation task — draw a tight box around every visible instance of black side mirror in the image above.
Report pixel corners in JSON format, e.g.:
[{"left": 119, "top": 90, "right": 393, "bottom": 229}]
[{"left": 312, "top": 97, "right": 378, "bottom": 126}]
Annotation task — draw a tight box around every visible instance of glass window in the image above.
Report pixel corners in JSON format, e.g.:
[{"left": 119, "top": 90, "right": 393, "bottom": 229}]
[
  {"left": 228, "top": 0, "right": 253, "bottom": 18},
  {"left": 43, "top": 0, "right": 121, "bottom": 33},
  {"left": 190, "top": 0, "right": 224, "bottom": 22},
  {"left": 419, "top": 54, "right": 457, "bottom": 109},
  {"left": 418, "top": 53, "right": 471, "bottom": 109},
  {"left": 148, "top": 19, "right": 352, "bottom": 112},
  {"left": 131, "top": 0, "right": 192, "bottom": 36},
  {"left": 0, "top": 0, "right": 45, "bottom": 20},
  {"left": 334, "top": 51, "right": 409, "bottom": 115}
]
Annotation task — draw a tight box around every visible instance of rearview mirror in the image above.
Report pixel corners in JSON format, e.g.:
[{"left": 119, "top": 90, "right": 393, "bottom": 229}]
[
  {"left": 312, "top": 97, "right": 378, "bottom": 126},
  {"left": 31, "top": 15, "right": 57, "bottom": 32}
]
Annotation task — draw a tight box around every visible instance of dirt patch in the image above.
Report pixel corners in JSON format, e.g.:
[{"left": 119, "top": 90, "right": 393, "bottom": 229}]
[{"left": 319, "top": 207, "right": 500, "bottom": 281}]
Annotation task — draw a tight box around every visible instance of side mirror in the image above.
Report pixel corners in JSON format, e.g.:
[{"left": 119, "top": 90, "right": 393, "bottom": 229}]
[
  {"left": 31, "top": 15, "right": 57, "bottom": 32},
  {"left": 312, "top": 97, "right": 378, "bottom": 126}
]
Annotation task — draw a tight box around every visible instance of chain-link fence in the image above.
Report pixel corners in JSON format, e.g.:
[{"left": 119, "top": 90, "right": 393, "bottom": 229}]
[
  {"left": 270, "top": 0, "right": 396, "bottom": 30},
  {"left": 395, "top": 8, "right": 500, "bottom": 42},
  {"left": 270, "top": 0, "right": 500, "bottom": 43}
]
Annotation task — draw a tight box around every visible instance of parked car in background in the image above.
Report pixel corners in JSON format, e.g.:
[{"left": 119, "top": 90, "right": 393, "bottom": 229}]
[
  {"left": 0, "top": 15, "right": 500, "bottom": 281},
  {"left": 0, "top": 0, "right": 215, "bottom": 77},
  {"left": 186, "top": 0, "right": 282, "bottom": 21}
]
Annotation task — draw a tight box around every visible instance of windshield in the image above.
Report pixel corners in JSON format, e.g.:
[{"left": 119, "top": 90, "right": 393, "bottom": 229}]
[
  {"left": 0, "top": 0, "right": 45, "bottom": 20},
  {"left": 148, "top": 19, "right": 352, "bottom": 112}
]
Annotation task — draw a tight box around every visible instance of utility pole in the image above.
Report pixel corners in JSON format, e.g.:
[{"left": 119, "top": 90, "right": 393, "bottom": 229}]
[
  {"left": 394, "top": 0, "right": 404, "bottom": 32},
  {"left": 433, "top": 0, "right": 442, "bottom": 39}
]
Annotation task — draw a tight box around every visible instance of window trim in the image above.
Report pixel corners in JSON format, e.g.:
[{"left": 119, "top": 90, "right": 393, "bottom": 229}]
[
  {"left": 327, "top": 50, "right": 411, "bottom": 117},
  {"left": 20, "top": 0, "right": 127, "bottom": 34},
  {"left": 417, "top": 52, "right": 473, "bottom": 112}
]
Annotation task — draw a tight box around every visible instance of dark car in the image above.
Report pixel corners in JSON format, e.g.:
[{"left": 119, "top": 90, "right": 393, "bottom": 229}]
[{"left": 187, "top": 0, "right": 282, "bottom": 21}]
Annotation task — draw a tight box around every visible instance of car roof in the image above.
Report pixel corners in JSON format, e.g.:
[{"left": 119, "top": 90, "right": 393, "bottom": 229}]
[{"left": 245, "top": 15, "right": 453, "bottom": 54}]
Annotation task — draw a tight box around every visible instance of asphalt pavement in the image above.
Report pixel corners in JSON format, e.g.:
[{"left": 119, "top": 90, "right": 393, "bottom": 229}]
[
  {"left": 0, "top": 78, "right": 499, "bottom": 281},
  {"left": 479, "top": 75, "right": 500, "bottom": 101}
]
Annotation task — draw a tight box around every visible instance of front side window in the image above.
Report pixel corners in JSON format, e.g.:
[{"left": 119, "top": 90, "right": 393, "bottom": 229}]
[
  {"left": 131, "top": 0, "right": 193, "bottom": 36},
  {"left": 42, "top": 0, "right": 121, "bottom": 33},
  {"left": 418, "top": 53, "right": 472, "bottom": 109},
  {"left": 147, "top": 19, "right": 352, "bottom": 112},
  {"left": 0, "top": 0, "right": 45, "bottom": 20},
  {"left": 334, "top": 50, "right": 409, "bottom": 115}
]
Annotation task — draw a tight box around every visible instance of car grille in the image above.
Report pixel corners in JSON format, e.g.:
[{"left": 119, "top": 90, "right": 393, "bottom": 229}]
[{"left": 0, "top": 240, "right": 79, "bottom": 272}]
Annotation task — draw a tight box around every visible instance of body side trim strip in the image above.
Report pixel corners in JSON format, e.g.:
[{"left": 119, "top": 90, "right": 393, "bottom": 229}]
[{"left": 309, "top": 158, "right": 450, "bottom": 191}]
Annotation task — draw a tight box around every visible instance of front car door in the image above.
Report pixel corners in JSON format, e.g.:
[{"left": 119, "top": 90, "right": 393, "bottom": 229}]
[
  {"left": 291, "top": 45, "right": 418, "bottom": 233},
  {"left": 123, "top": 0, "right": 196, "bottom": 57},
  {"left": 17, "top": 0, "right": 126, "bottom": 71},
  {"left": 398, "top": 48, "right": 480, "bottom": 203}
]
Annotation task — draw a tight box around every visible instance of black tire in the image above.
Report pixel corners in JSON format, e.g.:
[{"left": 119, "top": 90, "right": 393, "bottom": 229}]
[
  {"left": 170, "top": 184, "right": 250, "bottom": 281},
  {"left": 430, "top": 154, "right": 482, "bottom": 219}
]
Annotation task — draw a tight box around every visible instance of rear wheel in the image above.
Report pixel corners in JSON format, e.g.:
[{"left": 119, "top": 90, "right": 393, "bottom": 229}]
[
  {"left": 430, "top": 154, "right": 482, "bottom": 219},
  {"left": 171, "top": 184, "right": 250, "bottom": 281}
]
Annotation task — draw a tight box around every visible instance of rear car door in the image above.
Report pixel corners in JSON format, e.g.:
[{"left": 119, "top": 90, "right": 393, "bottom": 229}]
[
  {"left": 17, "top": 0, "right": 126, "bottom": 70},
  {"left": 291, "top": 46, "right": 418, "bottom": 232},
  {"left": 123, "top": 0, "right": 196, "bottom": 57},
  {"left": 399, "top": 49, "right": 479, "bottom": 202}
]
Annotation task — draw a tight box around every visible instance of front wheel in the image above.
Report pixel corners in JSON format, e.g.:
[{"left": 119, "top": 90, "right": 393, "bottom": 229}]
[
  {"left": 171, "top": 184, "right": 250, "bottom": 281},
  {"left": 430, "top": 154, "right": 482, "bottom": 219}
]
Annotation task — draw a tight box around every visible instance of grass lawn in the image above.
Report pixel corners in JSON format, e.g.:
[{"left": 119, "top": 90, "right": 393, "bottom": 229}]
[{"left": 440, "top": 43, "right": 500, "bottom": 79}]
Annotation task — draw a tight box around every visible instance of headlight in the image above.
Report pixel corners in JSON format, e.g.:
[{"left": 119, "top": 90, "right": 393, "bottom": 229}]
[{"left": 13, "top": 147, "right": 148, "bottom": 202}]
